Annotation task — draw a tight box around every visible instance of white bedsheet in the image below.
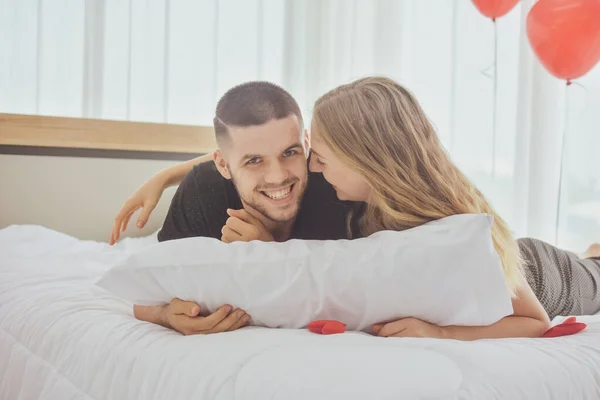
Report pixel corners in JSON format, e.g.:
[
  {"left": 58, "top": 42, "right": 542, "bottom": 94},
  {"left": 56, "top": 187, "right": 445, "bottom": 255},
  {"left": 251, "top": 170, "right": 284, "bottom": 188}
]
[{"left": 1, "top": 225, "right": 600, "bottom": 400}]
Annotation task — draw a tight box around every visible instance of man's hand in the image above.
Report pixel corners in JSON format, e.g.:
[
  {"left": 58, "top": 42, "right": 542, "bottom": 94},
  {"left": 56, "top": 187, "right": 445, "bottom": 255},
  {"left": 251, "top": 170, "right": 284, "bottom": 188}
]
[
  {"left": 134, "top": 299, "right": 251, "bottom": 335},
  {"left": 221, "top": 208, "right": 274, "bottom": 243}
]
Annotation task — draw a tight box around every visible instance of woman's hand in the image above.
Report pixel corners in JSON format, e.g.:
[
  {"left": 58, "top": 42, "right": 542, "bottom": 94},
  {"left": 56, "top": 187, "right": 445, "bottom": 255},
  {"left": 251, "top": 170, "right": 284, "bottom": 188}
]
[
  {"left": 109, "top": 154, "right": 214, "bottom": 245},
  {"left": 372, "top": 317, "right": 445, "bottom": 339},
  {"left": 109, "top": 174, "right": 167, "bottom": 245}
]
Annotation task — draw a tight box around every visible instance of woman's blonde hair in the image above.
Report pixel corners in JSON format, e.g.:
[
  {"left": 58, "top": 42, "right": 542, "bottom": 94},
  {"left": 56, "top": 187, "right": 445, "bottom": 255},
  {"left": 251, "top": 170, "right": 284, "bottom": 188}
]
[{"left": 312, "top": 76, "right": 524, "bottom": 295}]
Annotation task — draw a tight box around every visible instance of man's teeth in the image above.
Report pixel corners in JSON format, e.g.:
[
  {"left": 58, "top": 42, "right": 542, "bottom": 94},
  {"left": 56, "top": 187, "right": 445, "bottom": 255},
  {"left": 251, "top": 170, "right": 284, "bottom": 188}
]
[{"left": 264, "top": 186, "right": 292, "bottom": 200}]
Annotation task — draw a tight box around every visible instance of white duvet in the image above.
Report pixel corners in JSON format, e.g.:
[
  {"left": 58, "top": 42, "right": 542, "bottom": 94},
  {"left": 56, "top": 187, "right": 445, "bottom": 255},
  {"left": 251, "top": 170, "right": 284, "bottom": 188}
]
[{"left": 1, "top": 225, "right": 600, "bottom": 400}]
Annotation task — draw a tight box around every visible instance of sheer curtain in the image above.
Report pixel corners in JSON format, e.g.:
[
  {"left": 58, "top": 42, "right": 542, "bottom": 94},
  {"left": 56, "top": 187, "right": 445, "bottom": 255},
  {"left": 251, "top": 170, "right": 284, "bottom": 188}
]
[{"left": 1, "top": 0, "right": 598, "bottom": 249}]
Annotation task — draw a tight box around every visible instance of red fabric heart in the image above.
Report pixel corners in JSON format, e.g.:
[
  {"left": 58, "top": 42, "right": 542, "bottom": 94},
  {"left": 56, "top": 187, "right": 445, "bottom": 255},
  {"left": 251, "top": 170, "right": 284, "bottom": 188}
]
[
  {"left": 542, "top": 316, "right": 587, "bottom": 338},
  {"left": 307, "top": 320, "right": 346, "bottom": 335}
]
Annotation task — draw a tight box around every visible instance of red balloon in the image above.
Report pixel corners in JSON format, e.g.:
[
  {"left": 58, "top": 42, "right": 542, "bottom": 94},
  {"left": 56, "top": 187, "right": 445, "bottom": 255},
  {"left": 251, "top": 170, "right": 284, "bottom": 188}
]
[
  {"left": 471, "top": 0, "right": 520, "bottom": 20},
  {"left": 527, "top": 0, "right": 600, "bottom": 82}
]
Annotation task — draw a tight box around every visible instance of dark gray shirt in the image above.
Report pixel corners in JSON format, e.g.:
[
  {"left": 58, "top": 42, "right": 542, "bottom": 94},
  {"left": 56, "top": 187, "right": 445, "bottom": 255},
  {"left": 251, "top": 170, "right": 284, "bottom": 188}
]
[{"left": 157, "top": 161, "right": 356, "bottom": 242}]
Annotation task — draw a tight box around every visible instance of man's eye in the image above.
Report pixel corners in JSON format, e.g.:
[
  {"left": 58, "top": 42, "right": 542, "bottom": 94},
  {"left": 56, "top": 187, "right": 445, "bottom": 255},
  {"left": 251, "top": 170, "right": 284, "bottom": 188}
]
[
  {"left": 283, "top": 150, "right": 298, "bottom": 157},
  {"left": 247, "top": 158, "right": 260, "bottom": 165}
]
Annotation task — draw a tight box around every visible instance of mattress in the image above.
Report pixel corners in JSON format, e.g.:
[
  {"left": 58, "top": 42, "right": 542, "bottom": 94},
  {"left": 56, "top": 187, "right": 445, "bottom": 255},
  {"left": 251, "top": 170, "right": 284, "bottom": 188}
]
[{"left": 1, "top": 225, "right": 600, "bottom": 400}]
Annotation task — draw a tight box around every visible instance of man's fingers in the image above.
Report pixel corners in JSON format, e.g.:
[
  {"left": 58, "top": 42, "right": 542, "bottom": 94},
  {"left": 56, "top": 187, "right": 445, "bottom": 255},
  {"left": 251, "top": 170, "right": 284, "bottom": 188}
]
[
  {"left": 209, "top": 308, "right": 248, "bottom": 333},
  {"left": 177, "top": 305, "right": 232, "bottom": 334},
  {"left": 170, "top": 314, "right": 200, "bottom": 335},
  {"left": 169, "top": 306, "right": 248, "bottom": 335},
  {"left": 225, "top": 209, "right": 274, "bottom": 242},
  {"left": 224, "top": 218, "right": 245, "bottom": 235},
  {"left": 170, "top": 298, "right": 201, "bottom": 317},
  {"left": 226, "top": 208, "right": 245, "bottom": 219},
  {"left": 227, "top": 314, "right": 251, "bottom": 331},
  {"left": 221, "top": 226, "right": 243, "bottom": 242},
  {"left": 185, "top": 304, "right": 201, "bottom": 317},
  {"left": 227, "top": 208, "right": 260, "bottom": 225},
  {"left": 225, "top": 217, "right": 252, "bottom": 236},
  {"left": 194, "top": 305, "right": 233, "bottom": 330}
]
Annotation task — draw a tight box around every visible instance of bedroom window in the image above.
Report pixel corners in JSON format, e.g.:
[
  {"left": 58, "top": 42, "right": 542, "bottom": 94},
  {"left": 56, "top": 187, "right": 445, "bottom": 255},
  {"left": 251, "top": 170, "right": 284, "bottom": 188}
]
[{"left": 1, "top": 0, "right": 599, "bottom": 248}]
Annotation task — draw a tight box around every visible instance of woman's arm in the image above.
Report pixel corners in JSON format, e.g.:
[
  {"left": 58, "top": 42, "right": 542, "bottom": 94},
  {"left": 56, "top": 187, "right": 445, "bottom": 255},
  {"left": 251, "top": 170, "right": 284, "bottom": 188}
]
[
  {"left": 440, "top": 280, "right": 551, "bottom": 340},
  {"left": 109, "top": 153, "right": 213, "bottom": 245},
  {"left": 159, "top": 154, "right": 213, "bottom": 188},
  {"left": 373, "top": 279, "right": 551, "bottom": 340}
]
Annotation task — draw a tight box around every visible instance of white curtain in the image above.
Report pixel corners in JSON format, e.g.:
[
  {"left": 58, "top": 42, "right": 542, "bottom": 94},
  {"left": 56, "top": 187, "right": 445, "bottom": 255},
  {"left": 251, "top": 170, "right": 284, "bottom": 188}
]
[{"left": 1, "top": 0, "right": 599, "bottom": 250}]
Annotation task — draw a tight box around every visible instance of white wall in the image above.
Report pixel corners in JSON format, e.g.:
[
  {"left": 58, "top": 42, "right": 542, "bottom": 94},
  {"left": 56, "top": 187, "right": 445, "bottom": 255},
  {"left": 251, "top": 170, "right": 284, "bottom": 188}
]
[{"left": 0, "top": 153, "right": 179, "bottom": 242}]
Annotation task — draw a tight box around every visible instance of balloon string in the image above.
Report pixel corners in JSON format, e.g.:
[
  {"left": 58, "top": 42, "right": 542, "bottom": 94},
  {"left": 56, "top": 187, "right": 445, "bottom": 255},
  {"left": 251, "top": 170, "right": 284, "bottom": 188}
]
[
  {"left": 570, "top": 81, "right": 589, "bottom": 97},
  {"left": 554, "top": 83, "right": 570, "bottom": 245},
  {"left": 492, "top": 20, "right": 498, "bottom": 179},
  {"left": 553, "top": 80, "right": 589, "bottom": 245},
  {"left": 570, "top": 81, "right": 590, "bottom": 124}
]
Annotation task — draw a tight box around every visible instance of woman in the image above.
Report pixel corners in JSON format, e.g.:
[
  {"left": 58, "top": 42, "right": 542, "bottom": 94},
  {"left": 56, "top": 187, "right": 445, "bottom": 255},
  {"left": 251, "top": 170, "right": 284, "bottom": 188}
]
[
  {"left": 305, "top": 77, "right": 600, "bottom": 339},
  {"left": 112, "top": 77, "right": 600, "bottom": 339}
]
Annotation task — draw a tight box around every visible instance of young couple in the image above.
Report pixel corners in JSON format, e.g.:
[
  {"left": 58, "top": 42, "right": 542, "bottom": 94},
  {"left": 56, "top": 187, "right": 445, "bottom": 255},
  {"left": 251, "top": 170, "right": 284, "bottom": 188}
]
[{"left": 110, "top": 77, "right": 600, "bottom": 340}]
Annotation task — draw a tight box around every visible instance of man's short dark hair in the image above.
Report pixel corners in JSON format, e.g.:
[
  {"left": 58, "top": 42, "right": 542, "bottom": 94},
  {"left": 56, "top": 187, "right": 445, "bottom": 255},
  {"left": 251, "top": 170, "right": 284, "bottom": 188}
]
[{"left": 213, "top": 81, "right": 303, "bottom": 145}]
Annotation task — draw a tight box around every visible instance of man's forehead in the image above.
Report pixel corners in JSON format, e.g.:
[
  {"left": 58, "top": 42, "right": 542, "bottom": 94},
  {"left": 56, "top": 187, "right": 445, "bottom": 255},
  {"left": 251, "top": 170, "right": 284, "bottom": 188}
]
[{"left": 227, "top": 117, "right": 303, "bottom": 156}]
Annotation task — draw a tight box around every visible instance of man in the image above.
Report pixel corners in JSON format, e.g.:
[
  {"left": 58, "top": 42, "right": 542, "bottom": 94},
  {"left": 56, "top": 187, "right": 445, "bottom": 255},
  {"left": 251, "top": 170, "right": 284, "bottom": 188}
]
[
  {"left": 134, "top": 81, "right": 356, "bottom": 335},
  {"left": 157, "top": 81, "right": 353, "bottom": 244}
]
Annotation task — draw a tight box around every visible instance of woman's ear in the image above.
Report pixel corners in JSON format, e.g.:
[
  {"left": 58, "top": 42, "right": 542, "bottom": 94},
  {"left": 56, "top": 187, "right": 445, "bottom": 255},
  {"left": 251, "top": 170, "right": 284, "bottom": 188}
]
[{"left": 212, "top": 149, "right": 231, "bottom": 179}]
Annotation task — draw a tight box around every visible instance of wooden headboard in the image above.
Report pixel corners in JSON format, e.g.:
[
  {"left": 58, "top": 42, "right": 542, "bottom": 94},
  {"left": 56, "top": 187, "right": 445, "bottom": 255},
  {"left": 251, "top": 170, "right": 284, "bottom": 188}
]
[
  {"left": 0, "top": 113, "right": 216, "bottom": 242},
  {"left": 0, "top": 113, "right": 217, "bottom": 154}
]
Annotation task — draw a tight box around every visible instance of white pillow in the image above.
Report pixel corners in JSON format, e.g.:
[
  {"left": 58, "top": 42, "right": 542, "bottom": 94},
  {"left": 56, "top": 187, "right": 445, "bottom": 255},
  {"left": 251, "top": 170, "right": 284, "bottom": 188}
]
[{"left": 96, "top": 214, "right": 514, "bottom": 331}]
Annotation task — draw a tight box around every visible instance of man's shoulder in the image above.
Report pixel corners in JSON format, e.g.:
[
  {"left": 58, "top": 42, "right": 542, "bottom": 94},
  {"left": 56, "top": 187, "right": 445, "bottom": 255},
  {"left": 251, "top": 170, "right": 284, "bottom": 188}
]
[
  {"left": 183, "top": 161, "right": 241, "bottom": 208},
  {"left": 188, "top": 161, "right": 228, "bottom": 187},
  {"left": 157, "top": 161, "right": 240, "bottom": 242}
]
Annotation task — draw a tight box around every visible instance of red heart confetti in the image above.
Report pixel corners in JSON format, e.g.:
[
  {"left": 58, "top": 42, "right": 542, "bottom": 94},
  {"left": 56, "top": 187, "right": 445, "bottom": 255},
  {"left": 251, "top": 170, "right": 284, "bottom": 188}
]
[
  {"left": 307, "top": 320, "right": 346, "bottom": 335},
  {"left": 542, "top": 316, "right": 587, "bottom": 338}
]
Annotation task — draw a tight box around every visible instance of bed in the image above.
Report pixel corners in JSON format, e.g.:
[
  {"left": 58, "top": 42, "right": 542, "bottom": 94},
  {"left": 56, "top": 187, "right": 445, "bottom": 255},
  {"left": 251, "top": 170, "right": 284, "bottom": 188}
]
[{"left": 1, "top": 224, "right": 600, "bottom": 400}]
